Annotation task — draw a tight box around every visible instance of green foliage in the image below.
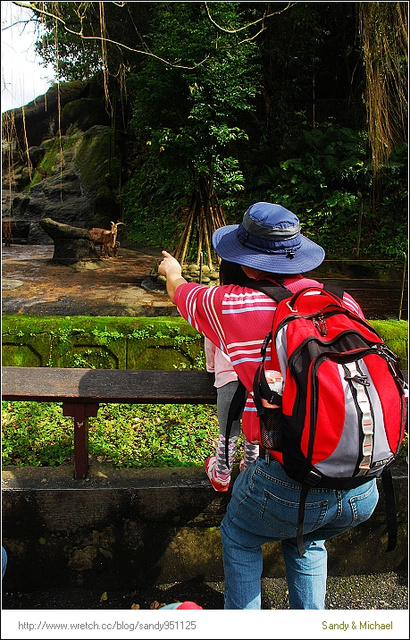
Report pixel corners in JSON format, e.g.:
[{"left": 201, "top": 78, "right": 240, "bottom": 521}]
[
  {"left": 34, "top": 2, "right": 152, "bottom": 83},
  {"left": 1, "top": 400, "right": 247, "bottom": 469},
  {"left": 123, "top": 2, "right": 260, "bottom": 244},
  {"left": 364, "top": 144, "right": 408, "bottom": 259},
  {"left": 88, "top": 402, "right": 220, "bottom": 468},
  {"left": 123, "top": 161, "right": 191, "bottom": 247},
  {"left": 256, "top": 125, "right": 407, "bottom": 259},
  {"left": 14, "top": 3, "right": 410, "bottom": 258},
  {"left": 2, "top": 402, "right": 74, "bottom": 467}
]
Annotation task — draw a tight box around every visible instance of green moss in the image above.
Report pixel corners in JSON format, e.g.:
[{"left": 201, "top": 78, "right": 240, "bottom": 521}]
[
  {"left": 2, "top": 316, "right": 407, "bottom": 370},
  {"left": 2, "top": 315, "right": 206, "bottom": 370},
  {"left": 73, "top": 125, "right": 121, "bottom": 223},
  {"left": 369, "top": 320, "right": 408, "bottom": 368},
  {"left": 27, "top": 134, "right": 82, "bottom": 190},
  {"left": 2, "top": 315, "right": 199, "bottom": 337}
]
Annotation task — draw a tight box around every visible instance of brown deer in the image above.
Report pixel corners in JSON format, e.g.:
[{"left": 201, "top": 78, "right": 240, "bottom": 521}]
[{"left": 89, "top": 221, "right": 125, "bottom": 258}]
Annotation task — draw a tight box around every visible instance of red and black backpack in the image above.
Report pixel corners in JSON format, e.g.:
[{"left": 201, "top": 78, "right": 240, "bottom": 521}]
[{"left": 226, "top": 281, "right": 407, "bottom": 556}]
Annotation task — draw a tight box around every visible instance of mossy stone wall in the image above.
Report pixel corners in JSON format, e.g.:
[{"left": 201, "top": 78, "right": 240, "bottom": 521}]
[
  {"left": 2, "top": 316, "right": 206, "bottom": 371},
  {"left": 368, "top": 320, "right": 408, "bottom": 369},
  {"left": 2, "top": 315, "right": 408, "bottom": 371}
]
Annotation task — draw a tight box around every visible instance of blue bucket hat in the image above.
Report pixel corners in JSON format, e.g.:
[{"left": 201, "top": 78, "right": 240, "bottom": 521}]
[{"left": 212, "top": 202, "right": 325, "bottom": 274}]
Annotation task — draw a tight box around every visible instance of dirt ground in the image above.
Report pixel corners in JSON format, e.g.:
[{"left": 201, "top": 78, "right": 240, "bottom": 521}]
[
  {"left": 3, "top": 572, "right": 408, "bottom": 611},
  {"left": 2, "top": 243, "right": 407, "bottom": 319},
  {"left": 2, "top": 243, "right": 176, "bottom": 317}
]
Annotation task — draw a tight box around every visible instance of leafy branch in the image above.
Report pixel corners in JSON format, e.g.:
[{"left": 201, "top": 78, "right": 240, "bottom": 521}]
[
  {"left": 204, "top": 1, "right": 298, "bottom": 43},
  {"left": 12, "top": 0, "right": 210, "bottom": 69}
]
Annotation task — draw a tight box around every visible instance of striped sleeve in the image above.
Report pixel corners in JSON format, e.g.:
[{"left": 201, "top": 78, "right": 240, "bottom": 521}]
[{"left": 174, "top": 283, "right": 226, "bottom": 347}]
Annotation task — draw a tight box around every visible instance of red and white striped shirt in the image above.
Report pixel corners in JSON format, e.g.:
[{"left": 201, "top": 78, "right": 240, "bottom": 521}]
[{"left": 175, "top": 275, "right": 364, "bottom": 455}]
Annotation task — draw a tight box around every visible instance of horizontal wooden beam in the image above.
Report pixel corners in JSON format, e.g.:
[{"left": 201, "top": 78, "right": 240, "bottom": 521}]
[{"left": 2, "top": 366, "right": 218, "bottom": 405}]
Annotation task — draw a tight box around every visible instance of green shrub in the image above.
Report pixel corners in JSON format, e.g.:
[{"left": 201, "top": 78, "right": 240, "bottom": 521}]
[{"left": 1, "top": 400, "right": 246, "bottom": 469}]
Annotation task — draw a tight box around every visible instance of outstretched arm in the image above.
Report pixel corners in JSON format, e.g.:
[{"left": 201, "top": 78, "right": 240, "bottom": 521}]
[{"left": 158, "top": 251, "right": 187, "bottom": 303}]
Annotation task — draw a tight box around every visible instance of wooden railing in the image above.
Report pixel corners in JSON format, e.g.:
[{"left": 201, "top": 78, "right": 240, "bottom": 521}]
[{"left": 2, "top": 367, "right": 217, "bottom": 479}]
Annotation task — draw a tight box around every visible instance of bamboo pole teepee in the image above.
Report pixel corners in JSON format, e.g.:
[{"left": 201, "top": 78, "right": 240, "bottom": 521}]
[{"left": 173, "top": 175, "right": 226, "bottom": 270}]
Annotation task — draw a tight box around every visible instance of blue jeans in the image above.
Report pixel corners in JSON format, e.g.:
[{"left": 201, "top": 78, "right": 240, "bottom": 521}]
[{"left": 220, "top": 457, "right": 379, "bottom": 610}]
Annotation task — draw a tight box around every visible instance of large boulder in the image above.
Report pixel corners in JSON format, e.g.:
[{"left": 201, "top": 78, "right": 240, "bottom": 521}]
[
  {"left": 40, "top": 217, "right": 99, "bottom": 264},
  {"left": 1, "top": 81, "right": 104, "bottom": 149}
]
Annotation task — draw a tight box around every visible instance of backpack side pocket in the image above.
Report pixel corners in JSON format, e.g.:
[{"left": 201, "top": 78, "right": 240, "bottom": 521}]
[{"left": 260, "top": 407, "right": 284, "bottom": 451}]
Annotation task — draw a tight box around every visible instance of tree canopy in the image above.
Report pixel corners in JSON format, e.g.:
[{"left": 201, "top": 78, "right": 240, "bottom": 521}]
[{"left": 8, "top": 1, "right": 408, "bottom": 261}]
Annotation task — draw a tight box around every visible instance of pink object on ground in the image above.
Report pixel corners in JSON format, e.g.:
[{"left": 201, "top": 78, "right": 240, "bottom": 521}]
[{"left": 160, "top": 601, "right": 203, "bottom": 609}]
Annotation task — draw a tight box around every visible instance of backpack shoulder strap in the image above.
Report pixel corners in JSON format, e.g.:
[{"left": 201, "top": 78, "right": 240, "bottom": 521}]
[
  {"left": 245, "top": 278, "right": 292, "bottom": 303},
  {"left": 250, "top": 279, "right": 345, "bottom": 302},
  {"left": 323, "top": 282, "right": 344, "bottom": 299},
  {"left": 381, "top": 467, "right": 398, "bottom": 552},
  {"left": 224, "top": 380, "right": 248, "bottom": 468}
]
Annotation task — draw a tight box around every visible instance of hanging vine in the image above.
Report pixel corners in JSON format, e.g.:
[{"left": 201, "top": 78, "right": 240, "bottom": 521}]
[{"left": 359, "top": 2, "right": 408, "bottom": 178}]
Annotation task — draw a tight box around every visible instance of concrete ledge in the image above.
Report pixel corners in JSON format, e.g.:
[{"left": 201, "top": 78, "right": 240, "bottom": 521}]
[{"left": 2, "top": 460, "right": 408, "bottom": 593}]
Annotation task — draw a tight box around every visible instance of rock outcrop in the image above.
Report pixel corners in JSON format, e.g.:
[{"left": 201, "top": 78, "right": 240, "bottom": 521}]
[{"left": 2, "top": 79, "right": 125, "bottom": 246}]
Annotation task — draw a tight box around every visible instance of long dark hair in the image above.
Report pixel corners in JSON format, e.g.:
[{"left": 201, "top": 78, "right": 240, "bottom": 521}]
[{"left": 219, "top": 259, "right": 249, "bottom": 286}]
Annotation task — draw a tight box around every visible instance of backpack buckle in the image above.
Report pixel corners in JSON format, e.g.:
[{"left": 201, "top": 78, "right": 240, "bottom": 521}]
[
  {"left": 304, "top": 470, "right": 322, "bottom": 486},
  {"left": 345, "top": 372, "right": 370, "bottom": 386},
  {"left": 313, "top": 314, "right": 327, "bottom": 336}
]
